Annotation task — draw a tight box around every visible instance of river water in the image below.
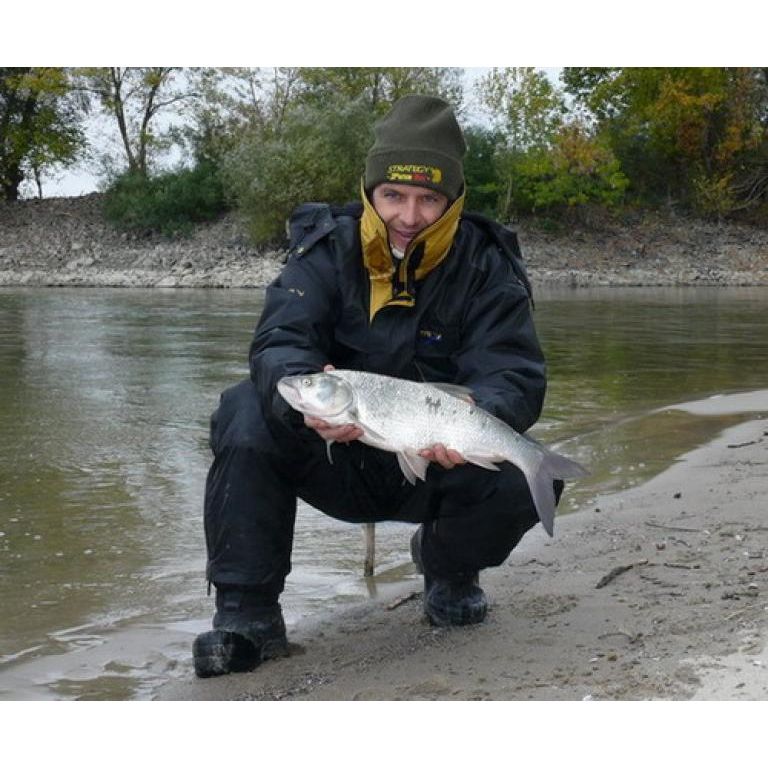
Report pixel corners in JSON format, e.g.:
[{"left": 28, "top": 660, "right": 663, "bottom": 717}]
[{"left": 1, "top": 286, "right": 767, "bottom": 700}]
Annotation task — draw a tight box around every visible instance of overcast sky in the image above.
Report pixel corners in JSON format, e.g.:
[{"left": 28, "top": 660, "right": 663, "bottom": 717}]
[{"left": 14, "top": 0, "right": 755, "bottom": 198}]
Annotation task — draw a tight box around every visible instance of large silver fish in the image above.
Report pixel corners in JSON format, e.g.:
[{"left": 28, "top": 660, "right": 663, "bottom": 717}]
[{"left": 276, "top": 369, "right": 587, "bottom": 535}]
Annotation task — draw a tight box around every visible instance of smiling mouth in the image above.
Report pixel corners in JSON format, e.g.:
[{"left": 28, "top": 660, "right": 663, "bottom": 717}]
[{"left": 394, "top": 229, "right": 419, "bottom": 243}]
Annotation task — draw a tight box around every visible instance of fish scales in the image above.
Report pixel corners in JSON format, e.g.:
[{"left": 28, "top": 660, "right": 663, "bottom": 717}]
[{"left": 342, "top": 370, "right": 511, "bottom": 458}]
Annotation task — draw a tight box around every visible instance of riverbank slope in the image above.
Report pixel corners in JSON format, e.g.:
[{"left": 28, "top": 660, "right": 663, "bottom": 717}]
[
  {"left": 158, "top": 399, "right": 768, "bottom": 701},
  {"left": 2, "top": 194, "right": 767, "bottom": 287}
]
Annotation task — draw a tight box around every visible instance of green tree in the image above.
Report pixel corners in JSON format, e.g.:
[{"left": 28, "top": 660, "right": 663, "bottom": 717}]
[
  {"left": 462, "top": 125, "right": 505, "bottom": 215},
  {"left": 476, "top": 67, "right": 565, "bottom": 152},
  {"left": 0, "top": 67, "right": 85, "bottom": 201},
  {"left": 221, "top": 95, "right": 375, "bottom": 243},
  {"left": 211, "top": 67, "right": 467, "bottom": 243},
  {"left": 179, "top": 68, "right": 304, "bottom": 166},
  {"left": 297, "top": 67, "right": 465, "bottom": 115},
  {"left": 475, "top": 68, "right": 566, "bottom": 218}
]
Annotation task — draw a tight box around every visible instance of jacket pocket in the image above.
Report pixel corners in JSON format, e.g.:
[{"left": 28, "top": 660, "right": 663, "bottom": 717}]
[{"left": 414, "top": 323, "right": 460, "bottom": 382}]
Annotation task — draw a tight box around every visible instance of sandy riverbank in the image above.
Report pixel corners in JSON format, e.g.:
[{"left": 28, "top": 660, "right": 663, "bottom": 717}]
[
  {"left": 2, "top": 194, "right": 768, "bottom": 287},
  {"left": 158, "top": 392, "right": 768, "bottom": 701}
]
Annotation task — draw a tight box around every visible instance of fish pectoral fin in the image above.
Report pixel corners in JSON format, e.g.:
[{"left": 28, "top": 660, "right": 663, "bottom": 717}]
[
  {"left": 325, "top": 439, "right": 335, "bottom": 464},
  {"left": 464, "top": 454, "right": 502, "bottom": 472},
  {"left": 397, "top": 452, "right": 430, "bottom": 484},
  {"left": 361, "top": 423, "right": 388, "bottom": 443}
]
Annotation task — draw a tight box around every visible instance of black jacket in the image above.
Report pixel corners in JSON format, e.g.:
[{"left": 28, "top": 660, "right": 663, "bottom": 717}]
[{"left": 249, "top": 202, "right": 546, "bottom": 435}]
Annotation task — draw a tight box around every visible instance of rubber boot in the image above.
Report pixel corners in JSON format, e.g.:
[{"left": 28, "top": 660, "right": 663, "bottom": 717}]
[
  {"left": 193, "top": 587, "right": 288, "bottom": 678},
  {"left": 410, "top": 527, "right": 488, "bottom": 627}
]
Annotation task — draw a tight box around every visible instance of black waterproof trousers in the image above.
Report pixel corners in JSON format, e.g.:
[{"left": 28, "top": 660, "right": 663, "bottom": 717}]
[{"left": 203, "top": 379, "right": 549, "bottom": 594}]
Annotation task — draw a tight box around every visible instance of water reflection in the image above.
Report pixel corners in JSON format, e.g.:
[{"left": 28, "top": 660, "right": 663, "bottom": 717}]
[{"left": 0, "top": 286, "right": 767, "bottom": 699}]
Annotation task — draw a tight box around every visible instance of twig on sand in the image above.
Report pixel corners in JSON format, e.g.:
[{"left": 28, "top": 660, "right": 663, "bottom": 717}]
[
  {"left": 595, "top": 559, "right": 649, "bottom": 589},
  {"left": 645, "top": 521, "right": 702, "bottom": 534},
  {"left": 663, "top": 562, "right": 701, "bottom": 570},
  {"left": 598, "top": 630, "right": 644, "bottom": 645},
  {"left": 386, "top": 592, "right": 421, "bottom": 611}
]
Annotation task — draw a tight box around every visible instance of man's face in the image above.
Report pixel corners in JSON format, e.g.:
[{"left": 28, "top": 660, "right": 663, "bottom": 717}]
[{"left": 371, "top": 183, "right": 449, "bottom": 252}]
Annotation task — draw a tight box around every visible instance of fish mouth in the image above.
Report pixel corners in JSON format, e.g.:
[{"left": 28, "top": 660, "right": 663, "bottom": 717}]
[
  {"left": 276, "top": 377, "right": 303, "bottom": 408},
  {"left": 276, "top": 375, "right": 352, "bottom": 418}
]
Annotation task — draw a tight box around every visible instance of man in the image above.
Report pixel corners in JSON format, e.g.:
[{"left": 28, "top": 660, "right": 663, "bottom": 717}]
[{"left": 193, "top": 94, "right": 555, "bottom": 678}]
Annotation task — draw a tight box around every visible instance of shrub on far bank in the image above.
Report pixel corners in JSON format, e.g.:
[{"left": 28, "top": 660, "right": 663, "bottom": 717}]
[{"left": 103, "top": 163, "right": 229, "bottom": 237}]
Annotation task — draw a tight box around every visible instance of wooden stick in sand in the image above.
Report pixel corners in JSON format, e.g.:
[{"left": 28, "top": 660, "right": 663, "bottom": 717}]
[{"left": 363, "top": 522, "right": 375, "bottom": 577}]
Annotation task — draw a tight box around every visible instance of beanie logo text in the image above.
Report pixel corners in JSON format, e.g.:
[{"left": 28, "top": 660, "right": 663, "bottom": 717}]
[{"left": 386, "top": 164, "right": 443, "bottom": 185}]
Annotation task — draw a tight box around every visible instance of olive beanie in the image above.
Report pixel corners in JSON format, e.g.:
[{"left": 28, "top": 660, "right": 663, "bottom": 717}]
[{"left": 364, "top": 94, "right": 466, "bottom": 200}]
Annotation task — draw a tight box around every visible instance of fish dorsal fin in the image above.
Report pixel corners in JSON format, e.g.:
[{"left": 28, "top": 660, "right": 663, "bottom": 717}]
[{"left": 429, "top": 382, "right": 475, "bottom": 403}]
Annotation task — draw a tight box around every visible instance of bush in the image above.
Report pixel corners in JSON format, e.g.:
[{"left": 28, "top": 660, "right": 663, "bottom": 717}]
[
  {"left": 498, "top": 123, "right": 629, "bottom": 222},
  {"left": 221, "top": 98, "right": 375, "bottom": 245},
  {"left": 103, "top": 162, "right": 229, "bottom": 237},
  {"left": 691, "top": 171, "right": 737, "bottom": 221},
  {"left": 462, "top": 125, "right": 505, "bottom": 216}
]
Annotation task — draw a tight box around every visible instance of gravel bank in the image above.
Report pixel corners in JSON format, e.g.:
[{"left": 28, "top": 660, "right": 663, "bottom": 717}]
[{"left": 2, "top": 194, "right": 767, "bottom": 287}]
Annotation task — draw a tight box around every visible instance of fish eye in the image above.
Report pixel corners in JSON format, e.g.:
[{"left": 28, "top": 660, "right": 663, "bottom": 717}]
[{"left": 302, "top": 378, "right": 313, "bottom": 387}]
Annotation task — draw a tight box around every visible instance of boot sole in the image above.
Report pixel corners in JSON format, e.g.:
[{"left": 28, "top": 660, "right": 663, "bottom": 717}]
[
  {"left": 193, "top": 629, "right": 288, "bottom": 678},
  {"left": 425, "top": 605, "right": 488, "bottom": 627}
]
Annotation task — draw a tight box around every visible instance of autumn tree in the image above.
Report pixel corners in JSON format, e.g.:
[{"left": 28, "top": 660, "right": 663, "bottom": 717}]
[
  {"left": 0, "top": 67, "right": 86, "bottom": 201},
  {"left": 562, "top": 67, "right": 768, "bottom": 217},
  {"left": 510, "top": 122, "right": 628, "bottom": 220}
]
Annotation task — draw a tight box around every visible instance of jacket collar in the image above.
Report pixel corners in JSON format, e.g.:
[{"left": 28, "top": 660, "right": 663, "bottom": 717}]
[{"left": 360, "top": 182, "right": 465, "bottom": 321}]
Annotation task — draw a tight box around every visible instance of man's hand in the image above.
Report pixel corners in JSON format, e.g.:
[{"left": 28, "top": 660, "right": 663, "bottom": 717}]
[
  {"left": 304, "top": 416, "right": 363, "bottom": 443},
  {"left": 418, "top": 391, "right": 472, "bottom": 469},
  {"left": 419, "top": 443, "right": 466, "bottom": 470},
  {"left": 304, "top": 364, "right": 363, "bottom": 444}
]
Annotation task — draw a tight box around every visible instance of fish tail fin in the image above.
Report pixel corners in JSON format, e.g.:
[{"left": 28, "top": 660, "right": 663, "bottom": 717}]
[{"left": 518, "top": 446, "right": 588, "bottom": 538}]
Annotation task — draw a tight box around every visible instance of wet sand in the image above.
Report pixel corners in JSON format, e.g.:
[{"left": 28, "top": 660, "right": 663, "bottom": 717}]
[{"left": 158, "top": 401, "right": 768, "bottom": 701}]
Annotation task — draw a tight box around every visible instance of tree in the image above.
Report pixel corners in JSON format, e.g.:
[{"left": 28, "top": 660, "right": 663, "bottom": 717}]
[
  {"left": 75, "top": 67, "right": 195, "bottom": 178},
  {"left": 179, "top": 67, "right": 305, "bottom": 166},
  {"left": 204, "top": 67, "right": 467, "bottom": 243},
  {"left": 475, "top": 68, "right": 566, "bottom": 218},
  {"left": 0, "top": 67, "right": 85, "bottom": 201},
  {"left": 462, "top": 125, "right": 505, "bottom": 216},
  {"left": 221, "top": 95, "right": 375, "bottom": 243},
  {"left": 511, "top": 122, "right": 628, "bottom": 220},
  {"left": 297, "top": 67, "right": 465, "bottom": 116},
  {"left": 184, "top": 67, "right": 466, "bottom": 166},
  {"left": 476, "top": 67, "right": 565, "bottom": 153},
  {"left": 562, "top": 67, "right": 768, "bottom": 215}
]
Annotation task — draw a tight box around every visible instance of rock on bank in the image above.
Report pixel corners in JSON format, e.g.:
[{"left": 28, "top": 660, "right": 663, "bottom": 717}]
[
  {"left": 1, "top": 193, "right": 768, "bottom": 287},
  {"left": 0, "top": 193, "right": 284, "bottom": 288}
]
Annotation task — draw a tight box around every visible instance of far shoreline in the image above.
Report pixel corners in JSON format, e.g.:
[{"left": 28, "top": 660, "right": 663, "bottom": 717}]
[{"left": 1, "top": 193, "right": 767, "bottom": 289}]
